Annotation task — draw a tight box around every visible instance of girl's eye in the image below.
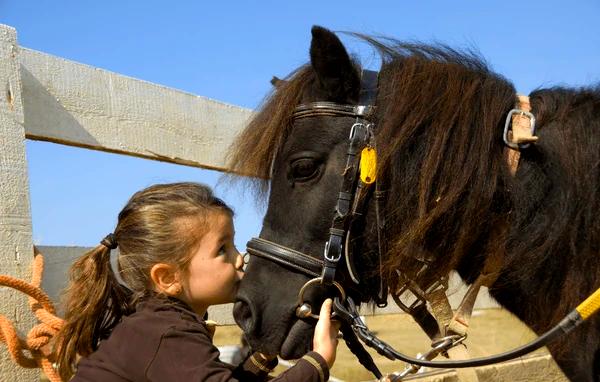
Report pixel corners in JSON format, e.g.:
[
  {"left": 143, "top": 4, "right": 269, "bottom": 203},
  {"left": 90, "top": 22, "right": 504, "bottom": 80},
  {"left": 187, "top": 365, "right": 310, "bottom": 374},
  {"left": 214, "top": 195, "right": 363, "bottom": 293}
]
[{"left": 218, "top": 246, "right": 227, "bottom": 256}]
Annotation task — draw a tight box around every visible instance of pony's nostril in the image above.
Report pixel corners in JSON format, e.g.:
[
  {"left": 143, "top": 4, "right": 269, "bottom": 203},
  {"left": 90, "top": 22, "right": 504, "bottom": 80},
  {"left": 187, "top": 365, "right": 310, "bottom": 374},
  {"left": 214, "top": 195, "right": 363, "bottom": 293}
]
[{"left": 233, "top": 300, "right": 255, "bottom": 333}]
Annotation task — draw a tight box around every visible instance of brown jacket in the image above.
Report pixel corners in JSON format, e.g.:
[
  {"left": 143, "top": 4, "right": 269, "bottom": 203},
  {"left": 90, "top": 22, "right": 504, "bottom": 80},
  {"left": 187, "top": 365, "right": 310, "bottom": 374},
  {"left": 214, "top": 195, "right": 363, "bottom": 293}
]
[{"left": 72, "top": 296, "right": 329, "bottom": 382}]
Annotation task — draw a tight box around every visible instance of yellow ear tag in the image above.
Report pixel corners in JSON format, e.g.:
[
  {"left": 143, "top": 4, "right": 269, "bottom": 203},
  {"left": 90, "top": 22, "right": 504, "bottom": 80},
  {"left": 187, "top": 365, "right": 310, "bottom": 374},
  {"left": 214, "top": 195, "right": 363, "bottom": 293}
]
[{"left": 360, "top": 147, "right": 377, "bottom": 184}]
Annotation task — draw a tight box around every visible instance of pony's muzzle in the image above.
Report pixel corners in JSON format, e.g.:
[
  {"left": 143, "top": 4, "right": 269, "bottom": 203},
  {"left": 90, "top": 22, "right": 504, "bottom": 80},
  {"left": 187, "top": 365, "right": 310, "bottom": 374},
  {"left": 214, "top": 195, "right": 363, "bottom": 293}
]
[{"left": 233, "top": 298, "right": 255, "bottom": 334}]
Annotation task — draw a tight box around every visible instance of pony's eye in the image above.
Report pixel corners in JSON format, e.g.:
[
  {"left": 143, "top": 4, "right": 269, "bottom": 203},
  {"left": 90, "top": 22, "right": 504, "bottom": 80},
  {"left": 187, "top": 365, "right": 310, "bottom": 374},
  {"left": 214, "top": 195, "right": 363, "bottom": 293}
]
[{"left": 289, "top": 158, "right": 319, "bottom": 181}]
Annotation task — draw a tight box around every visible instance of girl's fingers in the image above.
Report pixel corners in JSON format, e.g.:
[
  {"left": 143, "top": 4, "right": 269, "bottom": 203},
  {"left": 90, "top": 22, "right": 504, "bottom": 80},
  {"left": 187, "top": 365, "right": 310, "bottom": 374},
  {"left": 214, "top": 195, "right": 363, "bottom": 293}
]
[{"left": 320, "top": 298, "right": 333, "bottom": 318}]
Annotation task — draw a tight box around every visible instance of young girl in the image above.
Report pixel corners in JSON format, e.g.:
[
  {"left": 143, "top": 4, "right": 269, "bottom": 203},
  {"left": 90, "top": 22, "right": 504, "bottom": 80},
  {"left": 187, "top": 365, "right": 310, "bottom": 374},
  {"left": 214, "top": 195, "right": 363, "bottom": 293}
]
[{"left": 55, "top": 182, "right": 339, "bottom": 381}]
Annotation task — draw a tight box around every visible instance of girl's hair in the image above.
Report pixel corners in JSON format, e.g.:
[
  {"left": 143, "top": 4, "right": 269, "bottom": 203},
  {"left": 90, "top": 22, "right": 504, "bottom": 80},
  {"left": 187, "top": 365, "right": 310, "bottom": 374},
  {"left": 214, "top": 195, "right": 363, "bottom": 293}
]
[{"left": 54, "top": 182, "right": 233, "bottom": 380}]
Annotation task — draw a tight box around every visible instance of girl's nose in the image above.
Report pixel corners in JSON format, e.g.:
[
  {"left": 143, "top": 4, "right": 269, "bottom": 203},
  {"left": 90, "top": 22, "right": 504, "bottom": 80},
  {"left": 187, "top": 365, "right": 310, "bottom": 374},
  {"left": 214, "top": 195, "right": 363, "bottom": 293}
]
[{"left": 235, "top": 251, "right": 244, "bottom": 270}]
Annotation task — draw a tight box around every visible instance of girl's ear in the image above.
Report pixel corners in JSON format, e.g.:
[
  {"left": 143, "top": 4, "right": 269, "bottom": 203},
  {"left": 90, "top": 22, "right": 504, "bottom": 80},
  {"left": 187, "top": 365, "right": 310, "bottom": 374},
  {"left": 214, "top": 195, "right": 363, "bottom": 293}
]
[{"left": 150, "top": 263, "right": 182, "bottom": 296}]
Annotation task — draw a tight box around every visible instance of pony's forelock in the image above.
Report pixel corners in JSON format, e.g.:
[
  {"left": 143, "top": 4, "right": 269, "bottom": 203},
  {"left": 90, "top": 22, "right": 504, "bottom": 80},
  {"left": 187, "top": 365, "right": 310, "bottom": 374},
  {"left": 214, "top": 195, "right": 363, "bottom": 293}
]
[{"left": 225, "top": 66, "right": 316, "bottom": 201}]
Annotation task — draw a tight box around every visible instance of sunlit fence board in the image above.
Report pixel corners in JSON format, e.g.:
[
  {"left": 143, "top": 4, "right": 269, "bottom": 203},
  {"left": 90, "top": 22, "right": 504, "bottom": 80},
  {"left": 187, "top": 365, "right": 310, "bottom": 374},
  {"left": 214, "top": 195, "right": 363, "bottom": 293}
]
[
  {"left": 0, "top": 24, "right": 37, "bottom": 381},
  {"left": 20, "top": 48, "right": 253, "bottom": 173}
]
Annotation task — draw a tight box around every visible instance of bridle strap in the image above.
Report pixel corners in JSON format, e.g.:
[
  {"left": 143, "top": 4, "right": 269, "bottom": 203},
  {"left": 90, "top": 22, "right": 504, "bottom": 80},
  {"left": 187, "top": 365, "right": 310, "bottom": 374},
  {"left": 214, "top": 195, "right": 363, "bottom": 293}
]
[
  {"left": 504, "top": 95, "right": 538, "bottom": 175},
  {"left": 293, "top": 102, "right": 374, "bottom": 120},
  {"left": 340, "top": 323, "right": 383, "bottom": 379},
  {"left": 321, "top": 121, "right": 371, "bottom": 285},
  {"left": 292, "top": 69, "right": 378, "bottom": 121},
  {"left": 373, "top": 182, "right": 389, "bottom": 306},
  {"left": 325, "top": 70, "right": 379, "bottom": 286}
]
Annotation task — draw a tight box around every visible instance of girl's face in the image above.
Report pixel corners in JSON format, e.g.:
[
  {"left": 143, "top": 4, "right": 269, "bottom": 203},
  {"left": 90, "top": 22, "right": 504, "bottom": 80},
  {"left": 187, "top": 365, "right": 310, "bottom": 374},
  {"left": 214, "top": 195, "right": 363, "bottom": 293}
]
[{"left": 179, "top": 211, "right": 244, "bottom": 316}]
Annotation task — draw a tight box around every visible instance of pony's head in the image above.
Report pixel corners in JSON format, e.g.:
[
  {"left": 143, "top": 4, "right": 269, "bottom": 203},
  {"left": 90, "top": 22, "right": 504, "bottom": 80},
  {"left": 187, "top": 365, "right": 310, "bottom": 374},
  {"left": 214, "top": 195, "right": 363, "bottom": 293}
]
[
  {"left": 230, "top": 26, "right": 375, "bottom": 358},
  {"left": 229, "top": 26, "right": 517, "bottom": 359}
]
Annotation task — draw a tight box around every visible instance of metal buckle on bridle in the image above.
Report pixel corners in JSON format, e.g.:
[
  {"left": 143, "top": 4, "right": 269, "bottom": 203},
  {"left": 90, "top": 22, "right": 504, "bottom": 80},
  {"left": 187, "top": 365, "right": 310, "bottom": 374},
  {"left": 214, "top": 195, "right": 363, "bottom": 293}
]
[
  {"left": 503, "top": 108, "right": 537, "bottom": 150},
  {"left": 324, "top": 226, "right": 347, "bottom": 264},
  {"left": 322, "top": 227, "right": 345, "bottom": 284},
  {"left": 385, "top": 334, "right": 467, "bottom": 381},
  {"left": 295, "top": 277, "right": 346, "bottom": 319},
  {"left": 392, "top": 271, "right": 448, "bottom": 315},
  {"left": 349, "top": 121, "right": 375, "bottom": 147},
  {"left": 349, "top": 121, "right": 369, "bottom": 142}
]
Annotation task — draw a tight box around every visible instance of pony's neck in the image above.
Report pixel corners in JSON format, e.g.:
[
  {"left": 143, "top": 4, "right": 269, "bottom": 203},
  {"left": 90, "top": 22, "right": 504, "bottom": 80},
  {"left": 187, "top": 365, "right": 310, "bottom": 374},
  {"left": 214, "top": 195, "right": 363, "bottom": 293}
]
[{"left": 453, "top": 231, "right": 573, "bottom": 336}]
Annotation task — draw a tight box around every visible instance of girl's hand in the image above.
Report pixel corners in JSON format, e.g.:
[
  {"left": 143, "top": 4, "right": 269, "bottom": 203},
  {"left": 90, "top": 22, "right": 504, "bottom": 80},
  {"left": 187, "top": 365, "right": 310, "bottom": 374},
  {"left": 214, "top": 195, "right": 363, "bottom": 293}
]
[{"left": 312, "top": 299, "right": 341, "bottom": 368}]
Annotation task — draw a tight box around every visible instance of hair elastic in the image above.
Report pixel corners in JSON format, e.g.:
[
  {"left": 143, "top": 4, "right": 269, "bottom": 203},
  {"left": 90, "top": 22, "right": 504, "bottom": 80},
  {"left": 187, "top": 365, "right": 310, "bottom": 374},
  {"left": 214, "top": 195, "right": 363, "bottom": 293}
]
[
  {"left": 100, "top": 233, "right": 118, "bottom": 250},
  {"left": 100, "top": 233, "right": 133, "bottom": 291}
]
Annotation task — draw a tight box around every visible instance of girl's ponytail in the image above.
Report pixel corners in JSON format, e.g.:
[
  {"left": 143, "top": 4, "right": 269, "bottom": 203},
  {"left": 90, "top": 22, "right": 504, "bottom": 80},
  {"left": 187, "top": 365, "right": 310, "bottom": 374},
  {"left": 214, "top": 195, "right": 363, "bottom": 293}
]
[
  {"left": 53, "top": 182, "right": 233, "bottom": 380},
  {"left": 54, "top": 239, "right": 131, "bottom": 380}
]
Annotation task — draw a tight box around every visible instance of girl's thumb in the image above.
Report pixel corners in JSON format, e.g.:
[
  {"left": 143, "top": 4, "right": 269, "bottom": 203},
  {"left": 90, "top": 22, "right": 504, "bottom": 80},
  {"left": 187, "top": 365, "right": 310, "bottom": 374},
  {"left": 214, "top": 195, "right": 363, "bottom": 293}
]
[{"left": 320, "top": 298, "right": 333, "bottom": 318}]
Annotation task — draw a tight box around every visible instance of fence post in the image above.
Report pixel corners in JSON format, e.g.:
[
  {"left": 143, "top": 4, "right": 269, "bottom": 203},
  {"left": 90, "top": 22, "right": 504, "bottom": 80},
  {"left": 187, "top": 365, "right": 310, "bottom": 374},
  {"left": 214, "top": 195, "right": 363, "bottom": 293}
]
[{"left": 0, "top": 24, "right": 37, "bottom": 380}]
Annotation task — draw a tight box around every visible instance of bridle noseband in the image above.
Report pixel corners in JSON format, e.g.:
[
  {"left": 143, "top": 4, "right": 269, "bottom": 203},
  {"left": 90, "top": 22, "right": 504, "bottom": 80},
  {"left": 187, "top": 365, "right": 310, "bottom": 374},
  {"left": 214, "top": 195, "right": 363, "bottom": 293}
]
[{"left": 247, "top": 237, "right": 323, "bottom": 278}]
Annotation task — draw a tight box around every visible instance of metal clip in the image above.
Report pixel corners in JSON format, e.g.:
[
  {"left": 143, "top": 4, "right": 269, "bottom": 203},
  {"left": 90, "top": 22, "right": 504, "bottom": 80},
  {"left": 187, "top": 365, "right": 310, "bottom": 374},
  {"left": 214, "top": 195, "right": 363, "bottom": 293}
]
[
  {"left": 386, "top": 334, "right": 467, "bottom": 381},
  {"left": 392, "top": 279, "right": 427, "bottom": 314},
  {"left": 349, "top": 122, "right": 365, "bottom": 141},
  {"left": 392, "top": 273, "right": 448, "bottom": 315},
  {"left": 503, "top": 108, "right": 537, "bottom": 150}
]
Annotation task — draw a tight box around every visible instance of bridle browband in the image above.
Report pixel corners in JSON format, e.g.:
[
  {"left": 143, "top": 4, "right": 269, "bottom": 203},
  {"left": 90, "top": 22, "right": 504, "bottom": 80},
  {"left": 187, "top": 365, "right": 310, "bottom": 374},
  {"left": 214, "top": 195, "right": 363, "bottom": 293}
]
[
  {"left": 245, "top": 69, "right": 598, "bottom": 381},
  {"left": 292, "top": 102, "right": 375, "bottom": 120}
]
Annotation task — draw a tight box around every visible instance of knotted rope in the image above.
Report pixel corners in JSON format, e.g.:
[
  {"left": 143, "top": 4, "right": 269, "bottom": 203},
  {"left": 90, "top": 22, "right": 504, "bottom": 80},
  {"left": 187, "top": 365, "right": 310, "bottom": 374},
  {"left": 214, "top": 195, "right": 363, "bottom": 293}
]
[{"left": 0, "top": 247, "right": 64, "bottom": 382}]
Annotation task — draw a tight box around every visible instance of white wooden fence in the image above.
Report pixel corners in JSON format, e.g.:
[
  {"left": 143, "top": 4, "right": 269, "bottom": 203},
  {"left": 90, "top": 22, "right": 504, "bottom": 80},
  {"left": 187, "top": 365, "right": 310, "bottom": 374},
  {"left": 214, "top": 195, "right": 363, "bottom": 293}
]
[{"left": 1, "top": 23, "right": 561, "bottom": 381}]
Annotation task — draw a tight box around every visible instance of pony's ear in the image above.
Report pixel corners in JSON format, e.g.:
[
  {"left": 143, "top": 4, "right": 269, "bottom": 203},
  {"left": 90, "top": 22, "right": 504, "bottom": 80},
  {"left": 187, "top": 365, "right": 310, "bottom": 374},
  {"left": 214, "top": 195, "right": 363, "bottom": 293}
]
[
  {"left": 310, "top": 25, "right": 360, "bottom": 102},
  {"left": 270, "top": 76, "right": 287, "bottom": 88}
]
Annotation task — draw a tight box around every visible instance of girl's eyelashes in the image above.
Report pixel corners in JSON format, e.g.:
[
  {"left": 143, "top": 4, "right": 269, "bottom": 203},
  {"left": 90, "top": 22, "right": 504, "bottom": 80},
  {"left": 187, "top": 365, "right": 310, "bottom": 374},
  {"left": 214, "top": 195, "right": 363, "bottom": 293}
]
[{"left": 217, "top": 240, "right": 237, "bottom": 258}]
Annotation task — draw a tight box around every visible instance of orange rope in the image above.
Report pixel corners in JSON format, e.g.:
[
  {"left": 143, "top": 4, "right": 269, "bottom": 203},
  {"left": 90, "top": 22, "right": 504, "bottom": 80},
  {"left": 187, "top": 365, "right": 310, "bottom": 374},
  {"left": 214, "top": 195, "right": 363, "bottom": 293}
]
[{"left": 0, "top": 247, "right": 64, "bottom": 382}]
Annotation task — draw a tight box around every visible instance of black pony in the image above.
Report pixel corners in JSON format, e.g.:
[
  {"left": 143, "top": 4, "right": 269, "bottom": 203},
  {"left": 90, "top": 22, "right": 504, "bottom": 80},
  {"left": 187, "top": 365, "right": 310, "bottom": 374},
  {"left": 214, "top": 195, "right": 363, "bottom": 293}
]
[{"left": 229, "top": 26, "right": 600, "bottom": 381}]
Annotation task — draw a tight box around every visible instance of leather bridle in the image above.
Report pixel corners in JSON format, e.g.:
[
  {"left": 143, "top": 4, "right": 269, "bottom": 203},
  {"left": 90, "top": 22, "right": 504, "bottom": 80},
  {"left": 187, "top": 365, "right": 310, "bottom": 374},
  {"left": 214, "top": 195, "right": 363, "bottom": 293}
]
[
  {"left": 246, "top": 97, "right": 387, "bottom": 313},
  {"left": 247, "top": 69, "right": 385, "bottom": 310}
]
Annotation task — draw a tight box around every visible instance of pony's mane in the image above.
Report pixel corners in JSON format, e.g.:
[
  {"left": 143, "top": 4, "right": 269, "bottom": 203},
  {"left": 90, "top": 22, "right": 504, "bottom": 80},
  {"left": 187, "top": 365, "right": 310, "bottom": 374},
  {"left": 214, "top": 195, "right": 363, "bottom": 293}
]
[
  {"left": 373, "top": 40, "right": 600, "bottom": 335},
  {"left": 369, "top": 40, "right": 518, "bottom": 285}
]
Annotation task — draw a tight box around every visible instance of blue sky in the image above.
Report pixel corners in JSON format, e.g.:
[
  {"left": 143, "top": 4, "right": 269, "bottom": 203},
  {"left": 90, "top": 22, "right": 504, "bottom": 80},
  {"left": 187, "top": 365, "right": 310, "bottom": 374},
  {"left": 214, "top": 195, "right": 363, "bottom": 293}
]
[{"left": 2, "top": 1, "right": 599, "bottom": 250}]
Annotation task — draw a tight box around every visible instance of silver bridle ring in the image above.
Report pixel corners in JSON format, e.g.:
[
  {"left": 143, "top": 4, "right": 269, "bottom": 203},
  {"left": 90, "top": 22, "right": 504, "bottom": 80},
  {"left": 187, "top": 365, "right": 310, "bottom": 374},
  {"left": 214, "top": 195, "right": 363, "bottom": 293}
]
[{"left": 295, "top": 277, "right": 346, "bottom": 319}]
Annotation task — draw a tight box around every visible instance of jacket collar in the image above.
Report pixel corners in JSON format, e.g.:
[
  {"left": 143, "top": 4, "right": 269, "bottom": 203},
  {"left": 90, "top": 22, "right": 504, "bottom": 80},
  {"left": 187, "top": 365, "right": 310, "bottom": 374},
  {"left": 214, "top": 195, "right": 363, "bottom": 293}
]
[{"left": 136, "top": 295, "right": 204, "bottom": 322}]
